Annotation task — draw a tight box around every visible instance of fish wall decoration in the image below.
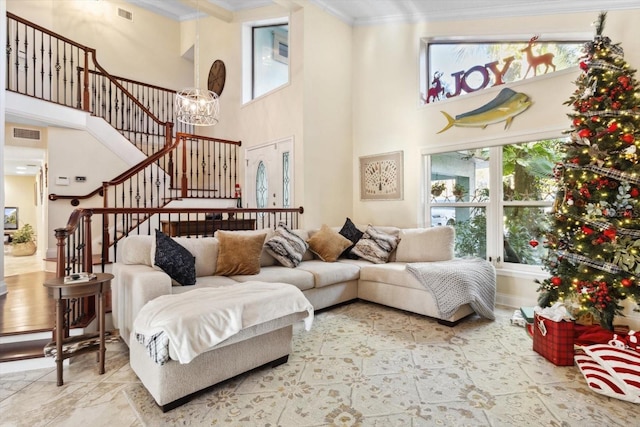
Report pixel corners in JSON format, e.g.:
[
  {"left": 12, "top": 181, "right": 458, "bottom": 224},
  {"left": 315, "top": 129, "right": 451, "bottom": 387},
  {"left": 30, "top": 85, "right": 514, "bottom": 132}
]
[{"left": 437, "top": 88, "right": 532, "bottom": 133}]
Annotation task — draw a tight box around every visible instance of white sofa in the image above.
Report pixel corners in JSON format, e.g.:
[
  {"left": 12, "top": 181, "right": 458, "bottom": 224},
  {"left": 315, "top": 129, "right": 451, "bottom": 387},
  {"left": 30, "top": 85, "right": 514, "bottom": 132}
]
[
  {"left": 112, "top": 224, "right": 489, "bottom": 410},
  {"left": 113, "top": 225, "right": 479, "bottom": 347}
]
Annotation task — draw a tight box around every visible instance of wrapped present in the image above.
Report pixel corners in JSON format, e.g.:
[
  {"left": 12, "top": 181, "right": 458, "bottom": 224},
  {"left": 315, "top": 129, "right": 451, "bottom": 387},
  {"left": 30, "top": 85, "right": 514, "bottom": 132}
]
[{"left": 533, "top": 311, "right": 575, "bottom": 366}]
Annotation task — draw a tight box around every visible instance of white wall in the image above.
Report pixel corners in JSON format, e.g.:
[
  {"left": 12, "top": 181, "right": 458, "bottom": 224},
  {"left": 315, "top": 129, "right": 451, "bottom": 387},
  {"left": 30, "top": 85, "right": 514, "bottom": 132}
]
[{"left": 6, "top": 0, "right": 192, "bottom": 90}]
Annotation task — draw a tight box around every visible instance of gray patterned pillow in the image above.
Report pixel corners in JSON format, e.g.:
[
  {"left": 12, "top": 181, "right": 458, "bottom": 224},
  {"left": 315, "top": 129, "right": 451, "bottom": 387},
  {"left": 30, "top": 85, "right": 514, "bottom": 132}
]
[
  {"left": 265, "top": 222, "right": 309, "bottom": 268},
  {"left": 351, "top": 225, "right": 400, "bottom": 264},
  {"left": 154, "top": 229, "right": 196, "bottom": 285}
]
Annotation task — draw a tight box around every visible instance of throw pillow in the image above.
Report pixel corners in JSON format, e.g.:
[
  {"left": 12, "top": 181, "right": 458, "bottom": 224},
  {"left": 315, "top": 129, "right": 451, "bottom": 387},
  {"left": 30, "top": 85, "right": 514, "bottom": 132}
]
[
  {"left": 338, "top": 217, "right": 364, "bottom": 259},
  {"left": 214, "top": 231, "right": 266, "bottom": 276},
  {"left": 154, "top": 229, "right": 196, "bottom": 286},
  {"left": 395, "top": 226, "right": 455, "bottom": 262},
  {"left": 265, "top": 222, "right": 309, "bottom": 268},
  {"left": 307, "top": 224, "right": 353, "bottom": 262},
  {"left": 351, "top": 225, "right": 400, "bottom": 264}
]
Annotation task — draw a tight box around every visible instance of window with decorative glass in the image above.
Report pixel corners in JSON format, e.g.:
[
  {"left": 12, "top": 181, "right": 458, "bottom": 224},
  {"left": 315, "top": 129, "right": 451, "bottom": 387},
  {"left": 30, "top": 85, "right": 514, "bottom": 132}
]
[
  {"left": 421, "top": 38, "right": 586, "bottom": 104},
  {"left": 426, "top": 138, "right": 565, "bottom": 269}
]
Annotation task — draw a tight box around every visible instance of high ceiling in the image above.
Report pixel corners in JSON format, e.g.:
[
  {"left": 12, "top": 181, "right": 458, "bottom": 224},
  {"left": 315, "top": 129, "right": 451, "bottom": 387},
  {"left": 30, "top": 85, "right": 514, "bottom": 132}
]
[
  {"left": 126, "top": 0, "right": 640, "bottom": 24},
  {"left": 6, "top": 0, "right": 640, "bottom": 175}
]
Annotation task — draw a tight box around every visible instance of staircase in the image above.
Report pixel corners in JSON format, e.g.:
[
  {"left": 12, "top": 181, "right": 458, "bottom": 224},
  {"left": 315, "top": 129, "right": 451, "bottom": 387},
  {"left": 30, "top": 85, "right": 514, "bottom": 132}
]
[{"left": 3, "top": 12, "right": 304, "bottom": 371}]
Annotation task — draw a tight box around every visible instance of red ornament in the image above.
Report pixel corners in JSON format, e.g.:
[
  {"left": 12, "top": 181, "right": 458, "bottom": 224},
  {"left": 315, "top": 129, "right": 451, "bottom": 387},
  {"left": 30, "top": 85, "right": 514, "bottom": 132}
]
[
  {"left": 618, "top": 75, "right": 630, "bottom": 88},
  {"left": 578, "top": 128, "right": 592, "bottom": 138},
  {"left": 591, "top": 116, "right": 600, "bottom": 123},
  {"left": 612, "top": 101, "right": 622, "bottom": 110},
  {"left": 607, "top": 122, "right": 618, "bottom": 132},
  {"left": 573, "top": 118, "right": 583, "bottom": 127},
  {"left": 621, "top": 134, "right": 635, "bottom": 144},
  {"left": 581, "top": 225, "right": 594, "bottom": 235},
  {"left": 529, "top": 239, "right": 539, "bottom": 248},
  {"left": 631, "top": 188, "right": 640, "bottom": 198},
  {"left": 621, "top": 278, "right": 633, "bottom": 288},
  {"left": 551, "top": 277, "right": 562, "bottom": 286},
  {"left": 603, "top": 227, "right": 617, "bottom": 240},
  {"left": 580, "top": 61, "right": 589, "bottom": 71}
]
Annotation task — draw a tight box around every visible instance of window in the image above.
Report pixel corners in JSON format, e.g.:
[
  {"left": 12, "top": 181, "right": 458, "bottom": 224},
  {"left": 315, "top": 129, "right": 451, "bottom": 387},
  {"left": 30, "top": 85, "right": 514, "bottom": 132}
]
[
  {"left": 421, "top": 38, "right": 586, "bottom": 103},
  {"left": 426, "top": 138, "right": 564, "bottom": 269},
  {"left": 243, "top": 20, "right": 289, "bottom": 102}
]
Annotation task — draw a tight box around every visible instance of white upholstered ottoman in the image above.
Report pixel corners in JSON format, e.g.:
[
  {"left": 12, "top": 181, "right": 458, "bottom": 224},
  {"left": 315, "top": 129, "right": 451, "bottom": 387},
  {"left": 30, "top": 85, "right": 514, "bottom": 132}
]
[{"left": 129, "top": 282, "right": 313, "bottom": 411}]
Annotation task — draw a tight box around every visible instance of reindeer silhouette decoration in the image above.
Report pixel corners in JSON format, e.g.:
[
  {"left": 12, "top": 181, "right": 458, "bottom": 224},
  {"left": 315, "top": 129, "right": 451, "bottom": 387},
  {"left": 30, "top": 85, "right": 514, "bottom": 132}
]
[
  {"left": 521, "top": 35, "right": 556, "bottom": 78},
  {"left": 426, "top": 71, "right": 445, "bottom": 103}
]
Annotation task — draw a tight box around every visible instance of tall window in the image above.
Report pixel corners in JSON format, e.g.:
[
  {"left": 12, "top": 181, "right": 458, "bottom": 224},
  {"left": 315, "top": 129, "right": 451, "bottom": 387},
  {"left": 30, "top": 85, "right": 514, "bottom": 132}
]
[
  {"left": 244, "top": 22, "right": 289, "bottom": 102},
  {"left": 426, "top": 138, "right": 564, "bottom": 269}
]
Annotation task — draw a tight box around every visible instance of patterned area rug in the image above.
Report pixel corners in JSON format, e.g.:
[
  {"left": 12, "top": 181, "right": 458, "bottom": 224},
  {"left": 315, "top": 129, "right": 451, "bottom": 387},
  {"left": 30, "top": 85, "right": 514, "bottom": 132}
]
[{"left": 124, "top": 301, "right": 637, "bottom": 426}]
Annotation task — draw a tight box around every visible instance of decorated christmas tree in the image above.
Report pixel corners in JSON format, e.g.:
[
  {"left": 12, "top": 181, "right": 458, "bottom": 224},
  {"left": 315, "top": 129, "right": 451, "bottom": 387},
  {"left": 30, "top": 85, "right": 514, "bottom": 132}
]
[{"left": 538, "top": 12, "right": 640, "bottom": 330}]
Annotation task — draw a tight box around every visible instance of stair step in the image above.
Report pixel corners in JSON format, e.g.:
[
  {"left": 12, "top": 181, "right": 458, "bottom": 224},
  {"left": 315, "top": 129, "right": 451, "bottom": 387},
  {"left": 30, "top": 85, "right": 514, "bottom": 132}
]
[{"left": 0, "top": 339, "right": 50, "bottom": 362}]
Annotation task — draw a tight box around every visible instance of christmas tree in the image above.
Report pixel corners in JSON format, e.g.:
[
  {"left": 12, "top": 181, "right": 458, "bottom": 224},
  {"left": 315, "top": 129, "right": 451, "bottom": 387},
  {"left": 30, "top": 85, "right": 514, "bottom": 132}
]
[{"left": 538, "top": 12, "right": 640, "bottom": 330}]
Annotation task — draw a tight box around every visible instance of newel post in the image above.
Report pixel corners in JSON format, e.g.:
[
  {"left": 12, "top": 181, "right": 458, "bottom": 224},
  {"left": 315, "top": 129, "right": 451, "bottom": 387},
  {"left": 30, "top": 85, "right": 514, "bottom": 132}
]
[{"left": 54, "top": 228, "right": 69, "bottom": 279}]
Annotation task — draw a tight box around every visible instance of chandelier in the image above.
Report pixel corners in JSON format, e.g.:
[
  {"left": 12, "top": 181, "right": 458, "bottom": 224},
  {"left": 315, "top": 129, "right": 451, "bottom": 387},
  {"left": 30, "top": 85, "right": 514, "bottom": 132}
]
[{"left": 175, "top": 1, "right": 219, "bottom": 126}]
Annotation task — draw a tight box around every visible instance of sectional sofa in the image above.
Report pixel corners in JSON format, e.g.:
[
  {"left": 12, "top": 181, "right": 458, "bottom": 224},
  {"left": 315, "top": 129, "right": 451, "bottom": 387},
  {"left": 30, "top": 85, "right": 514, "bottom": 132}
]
[{"left": 111, "top": 221, "right": 494, "bottom": 410}]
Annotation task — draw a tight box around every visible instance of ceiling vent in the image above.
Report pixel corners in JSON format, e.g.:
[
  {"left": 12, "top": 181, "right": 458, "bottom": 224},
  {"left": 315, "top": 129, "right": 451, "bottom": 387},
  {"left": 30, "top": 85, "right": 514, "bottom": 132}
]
[
  {"left": 118, "top": 7, "right": 133, "bottom": 21},
  {"left": 13, "top": 127, "right": 41, "bottom": 141}
]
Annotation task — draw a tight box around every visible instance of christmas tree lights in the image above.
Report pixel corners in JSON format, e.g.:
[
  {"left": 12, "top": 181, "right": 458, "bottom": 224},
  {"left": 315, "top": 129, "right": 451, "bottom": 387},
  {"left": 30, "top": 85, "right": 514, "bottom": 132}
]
[{"left": 538, "top": 12, "right": 640, "bottom": 330}]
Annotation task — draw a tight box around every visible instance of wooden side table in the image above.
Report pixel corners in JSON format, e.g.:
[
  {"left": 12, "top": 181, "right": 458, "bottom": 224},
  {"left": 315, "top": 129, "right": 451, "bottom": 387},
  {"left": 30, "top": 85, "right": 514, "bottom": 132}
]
[{"left": 43, "top": 273, "right": 113, "bottom": 386}]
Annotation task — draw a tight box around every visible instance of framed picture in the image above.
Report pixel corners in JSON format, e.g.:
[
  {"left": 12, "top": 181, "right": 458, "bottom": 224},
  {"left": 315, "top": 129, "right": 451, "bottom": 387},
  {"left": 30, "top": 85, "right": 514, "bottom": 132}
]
[
  {"left": 4, "top": 207, "right": 18, "bottom": 230},
  {"left": 359, "top": 151, "right": 403, "bottom": 200}
]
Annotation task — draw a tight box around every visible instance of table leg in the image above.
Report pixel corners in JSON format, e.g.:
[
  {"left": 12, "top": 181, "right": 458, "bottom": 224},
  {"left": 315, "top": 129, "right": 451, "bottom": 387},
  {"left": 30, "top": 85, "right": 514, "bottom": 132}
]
[
  {"left": 98, "top": 289, "right": 105, "bottom": 375},
  {"left": 55, "top": 299, "right": 64, "bottom": 386}
]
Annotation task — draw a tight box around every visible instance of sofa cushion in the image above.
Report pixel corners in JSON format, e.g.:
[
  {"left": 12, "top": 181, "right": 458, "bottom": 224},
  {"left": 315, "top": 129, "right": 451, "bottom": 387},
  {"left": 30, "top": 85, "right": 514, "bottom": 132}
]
[
  {"left": 170, "top": 275, "right": 238, "bottom": 294},
  {"left": 297, "top": 260, "right": 361, "bottom": 288},
  {"left": 351, "top": 225, "right": 400, "bottom": 264},
  {"left": 215, "top": 231, "right": 266, "bottom": 276},
  {"left": 230, "top": 266, "right": 315, "bottom": 291},
  {"left": 359, "top": 262, "right": 426, "bottom": 291},
  {"left": 154, "top": 230, "right": 196, "bottom": 286},
  {"left": 338, "top": 217, "right": 364, "bottom": 259},
  {"left": 265, "top": 222, "right": 309, "bottom": 268},
  {"left": 307, "top": 224, "right": 353, "bottom": 262},
  {"left": 395, "top": 226, "right": 455, "bottom": 262},
  {"left": 120, "top": 235, "right": 153, "bottom": 266}
]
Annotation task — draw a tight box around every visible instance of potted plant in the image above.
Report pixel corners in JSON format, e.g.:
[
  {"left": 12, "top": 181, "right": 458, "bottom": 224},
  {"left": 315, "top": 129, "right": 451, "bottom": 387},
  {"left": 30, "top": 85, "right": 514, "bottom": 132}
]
[
  {"left": 11, "top": 224, "right": 37, "bottom": 256},
  {"left": 453, "top": 184, "right": 466, "bottom": 200},
  {"left": 431, "top": 182, "right": 447, "bottom": 197}
]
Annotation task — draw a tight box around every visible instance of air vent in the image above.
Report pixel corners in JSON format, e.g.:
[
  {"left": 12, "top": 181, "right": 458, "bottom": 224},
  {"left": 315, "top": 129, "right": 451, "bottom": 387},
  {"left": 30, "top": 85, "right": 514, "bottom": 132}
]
[
  {"left": 13, "top": 127, "right": 41, "bottom": 140},
  {"left": 118, "top": 8, "right": 133, "bottom": 21}
]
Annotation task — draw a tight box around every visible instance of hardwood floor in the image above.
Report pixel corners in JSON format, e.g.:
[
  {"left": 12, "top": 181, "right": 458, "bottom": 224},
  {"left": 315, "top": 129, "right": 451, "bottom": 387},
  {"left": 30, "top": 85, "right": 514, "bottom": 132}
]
[{"left": 1, "top": 270, "right": 55, "bottom": 335}]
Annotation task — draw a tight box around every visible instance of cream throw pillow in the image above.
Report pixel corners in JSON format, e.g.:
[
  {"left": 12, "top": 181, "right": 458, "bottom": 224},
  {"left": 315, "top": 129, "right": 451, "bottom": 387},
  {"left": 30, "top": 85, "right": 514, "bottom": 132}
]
[
  {"left": 395, "top": 226, "right": 455, "bottom": 262},
  {"left": 307, "top": 224, "right": 353, "bottom": 262}
]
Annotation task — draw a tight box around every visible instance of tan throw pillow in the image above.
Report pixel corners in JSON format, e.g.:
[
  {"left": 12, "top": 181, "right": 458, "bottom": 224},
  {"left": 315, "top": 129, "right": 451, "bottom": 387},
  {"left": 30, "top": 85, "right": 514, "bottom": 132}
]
[
  {"left": 307, "top": 224, "right": 353, "bottom": 262},
  {"left": 395, "top": 226, "right": 455, "bottom": 262},
  {"left": 214, "top": 231, "right": 266, "bottom": 276}
]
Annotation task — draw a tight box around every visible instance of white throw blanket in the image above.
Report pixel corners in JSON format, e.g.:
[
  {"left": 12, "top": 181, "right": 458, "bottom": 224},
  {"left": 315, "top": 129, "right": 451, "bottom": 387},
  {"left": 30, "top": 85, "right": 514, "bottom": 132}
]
[
  {"left": 407, "top": 258, "right": 496, "bottom": 320},
  {"left": 133, "top": 282, "right": 314, "bottom": 365}
]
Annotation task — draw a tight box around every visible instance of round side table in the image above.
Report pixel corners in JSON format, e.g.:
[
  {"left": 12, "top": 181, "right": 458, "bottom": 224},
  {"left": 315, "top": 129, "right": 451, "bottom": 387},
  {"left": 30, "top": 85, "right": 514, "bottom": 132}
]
[{"left": 43, "top": 273, "right": 113, "bottom": 386}]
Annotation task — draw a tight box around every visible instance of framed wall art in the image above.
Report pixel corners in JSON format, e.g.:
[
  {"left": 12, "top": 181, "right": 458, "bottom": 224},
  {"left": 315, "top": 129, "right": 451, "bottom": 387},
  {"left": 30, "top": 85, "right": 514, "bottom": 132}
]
[{"left": 359, "top": 151, "right": 403, "bottom": 201}]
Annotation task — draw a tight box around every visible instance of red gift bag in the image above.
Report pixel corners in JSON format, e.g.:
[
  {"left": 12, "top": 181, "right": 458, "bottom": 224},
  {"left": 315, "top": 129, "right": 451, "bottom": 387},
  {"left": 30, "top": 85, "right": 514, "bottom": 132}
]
[{"left": 533, "top": 312, "right": 575, "bottom": 366}]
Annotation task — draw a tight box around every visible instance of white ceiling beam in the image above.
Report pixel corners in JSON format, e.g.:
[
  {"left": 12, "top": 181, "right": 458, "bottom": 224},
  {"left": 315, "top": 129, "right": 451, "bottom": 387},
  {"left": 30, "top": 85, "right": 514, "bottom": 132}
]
[
  {"left": 179, "top": 0, "right": 233, "bottom": 22},
  {"left": 272, "top": 0, "right": 303, "bottom": 12}
]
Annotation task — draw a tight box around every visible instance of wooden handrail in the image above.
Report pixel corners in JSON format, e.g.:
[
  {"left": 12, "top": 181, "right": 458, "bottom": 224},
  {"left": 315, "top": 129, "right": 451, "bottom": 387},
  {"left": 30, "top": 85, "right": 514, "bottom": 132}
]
[{"left": 7, "top": 12, "right": 91, "bottom": 50}]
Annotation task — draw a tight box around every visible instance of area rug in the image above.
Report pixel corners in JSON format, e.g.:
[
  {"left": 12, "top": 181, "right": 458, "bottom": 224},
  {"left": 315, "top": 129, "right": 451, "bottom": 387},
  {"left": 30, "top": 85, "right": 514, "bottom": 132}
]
[{"left": 124, "top": 301, "right": 637, "bottom": 426}]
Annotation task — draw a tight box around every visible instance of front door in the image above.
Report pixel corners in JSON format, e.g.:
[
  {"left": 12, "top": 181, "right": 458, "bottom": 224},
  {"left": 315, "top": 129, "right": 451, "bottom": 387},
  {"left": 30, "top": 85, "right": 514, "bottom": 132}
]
[{"left": 244, "top": 138, "right": 293, "bottom": 209}]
